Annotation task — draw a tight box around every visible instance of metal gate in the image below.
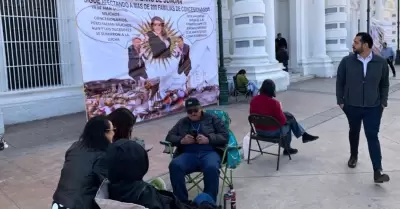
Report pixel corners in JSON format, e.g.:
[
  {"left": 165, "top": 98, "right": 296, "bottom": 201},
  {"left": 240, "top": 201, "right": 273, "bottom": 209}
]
[{"left": 0, "top": 0, "right": 73, "bottom": 91}]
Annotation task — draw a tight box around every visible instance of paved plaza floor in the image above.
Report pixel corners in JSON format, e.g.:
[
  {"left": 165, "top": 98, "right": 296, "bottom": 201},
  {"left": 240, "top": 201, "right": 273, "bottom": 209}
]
[{"left": 2, "top": 77, "right": 400, "bottom": 208}]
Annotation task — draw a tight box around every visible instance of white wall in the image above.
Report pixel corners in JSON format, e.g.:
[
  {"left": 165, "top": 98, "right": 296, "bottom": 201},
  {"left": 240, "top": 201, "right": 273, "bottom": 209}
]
[
  {"left": 0, "top": 0, "right": 85, "bottom": 132},
  {"left": 275, "top": 0, "right": 290, "bottom": 42}
]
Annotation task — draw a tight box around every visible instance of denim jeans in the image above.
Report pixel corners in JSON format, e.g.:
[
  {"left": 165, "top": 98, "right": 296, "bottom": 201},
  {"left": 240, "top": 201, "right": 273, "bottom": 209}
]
[
  {"left": 169, "top": 151, "right": 221, "bottom": 202},
  {"left": 247, "top": 81, "right": 259, "bottom": 96},
  {"left": 343, "top": 105, "right": 383, "bottom": 171},
  {"left": 257, "top": 120, "right": 305, "bottom": 148}
]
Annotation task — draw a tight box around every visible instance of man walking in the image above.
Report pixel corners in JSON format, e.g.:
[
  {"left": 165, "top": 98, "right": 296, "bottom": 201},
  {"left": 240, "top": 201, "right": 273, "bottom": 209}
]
[
  {"left": 275, "top": 33, "right": 287, "bottom": 53},
  {"left": 380, "top": 42, "right": 396, "bottom": 77},
  {"left": 336, "top": 32, "right": 390, "bottom": 183}
]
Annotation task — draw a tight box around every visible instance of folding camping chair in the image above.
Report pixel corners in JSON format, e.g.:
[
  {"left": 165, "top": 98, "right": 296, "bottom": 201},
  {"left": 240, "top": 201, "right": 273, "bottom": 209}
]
[
  {"left": 160, "top": 109, "right": 241, "bottom": 205},
  {"left": 232, "top": 76, "right": 252, "bottom": 102},
  {"left": 247, "top": 114, "right": 292, "bottom": 171}
]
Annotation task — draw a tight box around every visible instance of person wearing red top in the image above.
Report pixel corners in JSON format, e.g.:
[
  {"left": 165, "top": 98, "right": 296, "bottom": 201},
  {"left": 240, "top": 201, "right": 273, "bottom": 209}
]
[{"left": 249, "top": 79, "right": 319, "bottom": 155}]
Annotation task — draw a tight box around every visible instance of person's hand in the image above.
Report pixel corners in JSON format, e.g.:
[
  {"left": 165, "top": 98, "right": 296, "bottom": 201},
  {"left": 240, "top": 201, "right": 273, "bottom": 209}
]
[
  {"left": 181, "top": 135, "right": 195, "bottom": 144},
  {"left": 196, "top": 134, "right": 209, "bottom": 144},
  {"left": 144, "top": 34, "right": 149, "bottom": 42},
  {"left": 139, "top": 47, "right": 146, "bottom": 56},
  {"left": 339, "top": 104, "right": 344, "bottom": 109}
]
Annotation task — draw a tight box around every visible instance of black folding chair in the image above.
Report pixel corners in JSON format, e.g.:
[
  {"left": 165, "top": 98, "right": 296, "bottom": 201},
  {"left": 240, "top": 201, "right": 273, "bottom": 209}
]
[
  {"left": 232, "top": 76, "right": 251, "bottom": 102},
  {"left": 247, "top": 114, "right": 292, "bottom": 170}
]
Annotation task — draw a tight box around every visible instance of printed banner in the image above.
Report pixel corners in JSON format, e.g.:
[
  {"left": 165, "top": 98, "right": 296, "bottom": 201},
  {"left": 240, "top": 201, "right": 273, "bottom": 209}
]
[
  {"left": 74, "top": 0, "right": 219, "bottom": 122},
  {"left": 370, "top": 18, "right": 384, "bottom": 55}
]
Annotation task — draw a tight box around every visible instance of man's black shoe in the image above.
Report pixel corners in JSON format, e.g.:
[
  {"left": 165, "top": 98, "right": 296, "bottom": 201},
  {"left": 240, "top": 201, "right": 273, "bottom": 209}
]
[
  {"left": 348, "top": 156, "right": 357, "bottom": 168},
  {"left": 374, "top": 170, "right": 390, "bottom": 183},
  {"left": 302, "top": 132, "right": 319, "bottom": 143},
  {"left": 283, "top": 148, "right": 298, "bottom": 155}
]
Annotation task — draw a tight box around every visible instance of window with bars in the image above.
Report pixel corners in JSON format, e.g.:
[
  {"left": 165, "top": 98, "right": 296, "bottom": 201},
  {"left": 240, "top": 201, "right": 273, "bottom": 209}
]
[
  {"left": 235, "top": 17, "right": 249, "bottom": 25},
  {"left": 325, "top": 8, "right": 337, "bottom": 14},
  {"left": 252, "top": 16, "right": 264, "bottom": 24},
  {"left": 325, "top": 23, "right": 338, "bottom": 29},
  {"left": 0, "top": 0, "right": 62, "bottom": 91},
  {"left": 235, "top": 40, "right": 250, "bottom": 48},
  {"left": 326, "top": 39, "right": 338, "bottom": 44},
  {"left": 253, "top": 40, "right": 264, "bottom": 47}
]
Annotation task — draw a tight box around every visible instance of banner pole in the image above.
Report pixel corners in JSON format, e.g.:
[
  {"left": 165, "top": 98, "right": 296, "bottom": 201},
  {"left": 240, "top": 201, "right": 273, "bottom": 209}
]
[
  {"left": 367, "top": 0, "right": 370, "bottom": 33},
  {"left": 217, "top": 0, "right": 229, "bottom": 105},
  {"left": 395, "top": 0, "right": 400, "bottom": 65}
]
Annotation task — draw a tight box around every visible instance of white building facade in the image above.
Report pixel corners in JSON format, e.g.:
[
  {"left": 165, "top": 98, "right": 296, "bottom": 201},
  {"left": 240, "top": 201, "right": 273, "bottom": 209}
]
[{"left": 0, "top": 0, "right": 398, "bottom": 133}]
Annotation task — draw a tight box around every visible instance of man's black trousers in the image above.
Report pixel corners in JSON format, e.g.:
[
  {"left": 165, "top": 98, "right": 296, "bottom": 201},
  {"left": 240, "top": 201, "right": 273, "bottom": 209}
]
[{"left": 343, "top": 105, "right": 383, "bottom": 171}]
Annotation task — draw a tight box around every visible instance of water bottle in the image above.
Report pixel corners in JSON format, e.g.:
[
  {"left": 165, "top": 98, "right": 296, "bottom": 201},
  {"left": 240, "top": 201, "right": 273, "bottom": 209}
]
[
  {"left": 230, "top": 188, "right": 236, "bottom": 209},
  {"left": 223, "top": 190, "right": 231, "bottom": 209}
]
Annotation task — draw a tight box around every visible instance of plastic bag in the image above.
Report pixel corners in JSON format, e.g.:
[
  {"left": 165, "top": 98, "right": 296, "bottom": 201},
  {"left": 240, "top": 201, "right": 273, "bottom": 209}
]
[
  {"left": 226, "top": 130, "right": 241, "bottom": 169},
  {"left": 242, "top": 132, "right": 250, "bottom": 160}
]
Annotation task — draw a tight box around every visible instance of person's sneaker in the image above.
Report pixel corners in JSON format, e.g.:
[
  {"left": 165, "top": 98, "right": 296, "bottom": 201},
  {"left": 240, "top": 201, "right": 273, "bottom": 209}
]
[
  {"left": 283, "top": 148, "right": 298, "bottom": 155},
  {"left": 347, "top": 155, "right": 358, "bottom": 168},
  {"left": 302, "top": 132, "right": 319, "bottom": 143},
  {"left": 374, "top": 170, "right": 390, "bottom": 183},
  {"left": 0, "top": 142, "right": 4, "bottom": 151}
]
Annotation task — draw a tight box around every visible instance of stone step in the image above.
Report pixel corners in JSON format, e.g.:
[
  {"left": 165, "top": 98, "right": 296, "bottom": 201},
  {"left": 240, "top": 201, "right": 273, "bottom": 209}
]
[{"left": 290, "top": 73, "right": 315, "bottom": 83}]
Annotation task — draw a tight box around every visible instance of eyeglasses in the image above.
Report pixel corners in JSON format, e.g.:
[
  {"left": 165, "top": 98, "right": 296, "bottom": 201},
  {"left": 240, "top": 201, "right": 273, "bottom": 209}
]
[
  {"left": 152, "top": 23, "right": 163, "bottom": 26},
  {"left": 187, "top": 109, "right": 199, "bottom": 114}
]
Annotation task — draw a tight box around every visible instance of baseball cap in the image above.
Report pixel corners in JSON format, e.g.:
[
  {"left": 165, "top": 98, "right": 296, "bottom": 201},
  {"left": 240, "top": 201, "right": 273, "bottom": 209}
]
[{"left": 184, "top": 98, "right": 201, "bottom": 109}]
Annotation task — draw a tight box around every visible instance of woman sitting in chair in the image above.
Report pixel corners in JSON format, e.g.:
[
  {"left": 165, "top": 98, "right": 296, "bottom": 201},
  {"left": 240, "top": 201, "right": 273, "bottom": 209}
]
[
  {"left": 249, "top": 79, "right": 319, "bottom": 155},
  {"left": 107, "top": 139, "right": 216, "bottom": 209},
  {"left": 236, "top": 69, "right": 258, "bottom": 96}
]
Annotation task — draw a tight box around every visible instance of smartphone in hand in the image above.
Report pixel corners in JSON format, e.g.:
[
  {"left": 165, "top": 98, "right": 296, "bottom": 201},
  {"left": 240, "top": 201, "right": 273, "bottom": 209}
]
[{"left": 190, "top": 130, "right": 198, "bottom": 140}]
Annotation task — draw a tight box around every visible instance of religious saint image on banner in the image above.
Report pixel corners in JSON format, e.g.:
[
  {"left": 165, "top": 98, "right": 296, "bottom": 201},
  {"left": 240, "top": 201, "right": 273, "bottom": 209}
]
[{"left": 74, "top": 0, "right": 218, "bottom": 122}]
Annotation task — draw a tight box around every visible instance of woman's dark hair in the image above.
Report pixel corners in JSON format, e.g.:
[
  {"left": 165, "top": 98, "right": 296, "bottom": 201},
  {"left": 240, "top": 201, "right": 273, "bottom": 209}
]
[
  {"left": 259, "top": 79, "right": 276, "bottom": 97},
  {"left": 107, "top": 139, "right": 149, "bottom": 184},
  {"left": 108, "top": 108, "right": 136, "bottom": 141},
  {"left": 151, "top": 16, "right": 167, "bottom": 38},
  {"left": 237, "top": 69, "right": 246, "bottom": 75},
  {"left": 79, "top": 115, "right": 111, "bottom": 151}
]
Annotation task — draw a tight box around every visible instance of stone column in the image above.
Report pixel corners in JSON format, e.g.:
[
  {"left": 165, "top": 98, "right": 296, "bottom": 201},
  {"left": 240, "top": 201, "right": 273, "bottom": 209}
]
[
  {"left": 227, "top": 0, "right": 289, "bottom": 91},
  {"left": 217, "top": 0, "right": 231, "bottom": 59},
  {"left": 264, "top": 0, "right": 277, "bottom": 63},
  {"left": 302, "top": 0, "right": 335, "bottom": 77},
  {"left": 0, "top": 19, "right": 4, "bottom": 133},
  {"left": 360, "top": 0, "right": 368, "bottom": 32},
  {"left": 0, "top": 110, "right": 3, "bottom": 135},
  {"left": 325, "top": 0, "right": 350, "bottom": 69},
  {"left": 230, "top": 0, "right": 268, "bottom": 59},
  {"left": 311, "top": 0, "right": 328, "bottom": 58},
  {"left": 288, "top": 0, "right": 309, "bottom": 74},
  {"left": 0, "top": 18, "right": 7, "bottom": 92}
]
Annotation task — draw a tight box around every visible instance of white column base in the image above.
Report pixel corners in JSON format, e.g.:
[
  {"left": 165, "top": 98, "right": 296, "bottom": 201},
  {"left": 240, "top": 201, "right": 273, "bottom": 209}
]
[
  {"left": 328, "top": 49, "right": 350, "bottom": 70},
  {"left": 0, "top": 86, "right": 85, "bottom": 125},
  {"left": 0, "top": 109, "right": 4, "bottom": 135},
  {"left": 302, "top": 56, "right": 336, "bottom": 78},
  {"left": 227, "top": 60, "right": 289, "bottom": 92}
]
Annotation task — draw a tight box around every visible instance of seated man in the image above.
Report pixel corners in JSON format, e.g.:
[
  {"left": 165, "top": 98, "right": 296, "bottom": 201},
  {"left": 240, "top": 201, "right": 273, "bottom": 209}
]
[
  {"left": 250, "top": 79, "right": 319, "bottom": 155},
  {"left": 167, "top": 98, "right": 229, "bottom": 203}
]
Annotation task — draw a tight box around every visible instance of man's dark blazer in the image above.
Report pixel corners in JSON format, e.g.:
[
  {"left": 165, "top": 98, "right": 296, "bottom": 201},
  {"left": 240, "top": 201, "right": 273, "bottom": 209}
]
[
  {"left": 177, "top": 43, "right": 191, "bottom": 76},
  {"left": 128, "top": 45, "right": 147, "bottom": 81}
]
